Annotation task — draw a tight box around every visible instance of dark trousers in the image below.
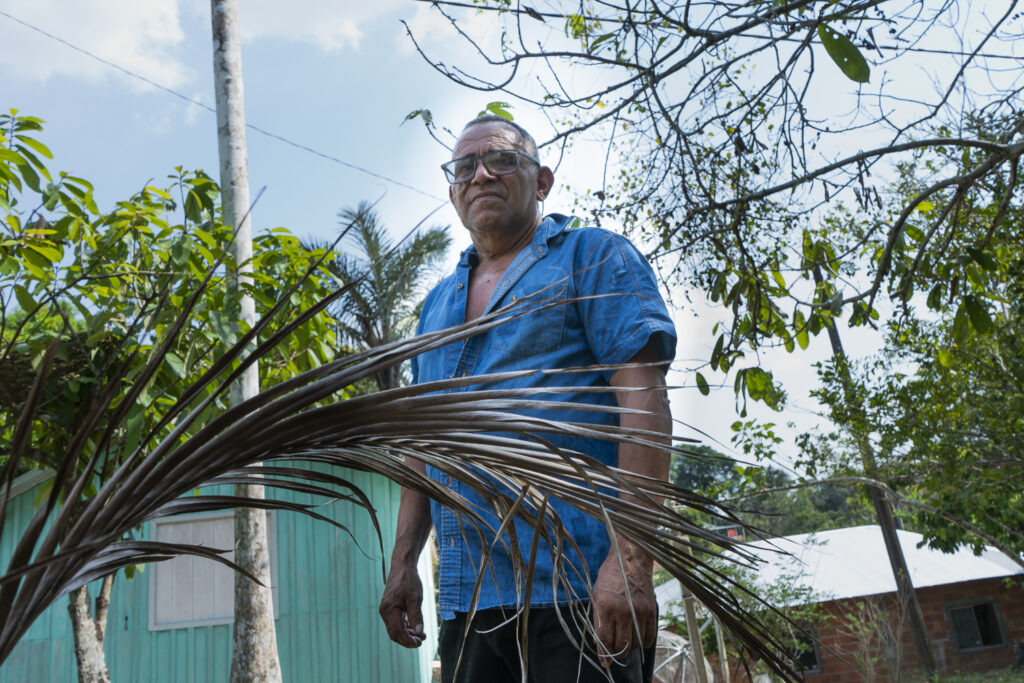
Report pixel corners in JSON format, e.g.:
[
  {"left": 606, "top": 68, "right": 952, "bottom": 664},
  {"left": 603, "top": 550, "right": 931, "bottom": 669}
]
[{"left": 439, "top": 606, "right": 656, "bottom": 683}]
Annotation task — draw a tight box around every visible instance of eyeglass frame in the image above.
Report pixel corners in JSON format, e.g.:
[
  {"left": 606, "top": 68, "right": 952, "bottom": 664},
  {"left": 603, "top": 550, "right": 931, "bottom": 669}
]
[{"left": 441, "top": 149, "right": 541, "bottom": 185}]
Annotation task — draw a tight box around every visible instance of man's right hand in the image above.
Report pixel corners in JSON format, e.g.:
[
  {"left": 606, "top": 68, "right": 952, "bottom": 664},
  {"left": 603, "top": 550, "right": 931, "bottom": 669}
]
[{"left": 379, "top": 564, "right": 426, "bottom": 648}]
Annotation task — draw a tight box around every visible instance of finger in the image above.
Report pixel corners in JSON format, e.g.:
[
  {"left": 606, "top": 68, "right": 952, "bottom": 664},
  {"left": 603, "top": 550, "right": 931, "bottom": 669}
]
[
  {"left": 382, "top": 607, "right": 405, "bottom": 643},
  {"left": 406, "top": 599, "right": 425, "bottom": 638},
  {"left": 640, "top": 608, "right": 658, "bottom": 649},
  {"left": 595, "top": 616, "right": 628, "bottom": 667},
  {"left": 592, "top": 605, "right": 614, "bottom": 660},
  {"left": 381, "top": 603, "right": 418, "bottom": 648}
]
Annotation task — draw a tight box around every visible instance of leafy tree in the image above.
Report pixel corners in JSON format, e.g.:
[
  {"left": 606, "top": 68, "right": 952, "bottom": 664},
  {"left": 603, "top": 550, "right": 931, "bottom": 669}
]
[
  {"left": 670, "top": 446, "right": 872, "bottom": 538},
  {"left": 308, "top": 201, "right": 450, "bottom": 392},
  {"left": 800, "top": 193, "right": 1024, "bottom": 560},
  {"left": 670, "top": 444, "right": 742, "bottom": 493},
  {"left": 0, "top": 111, "right": 337, "bottom": 681}
]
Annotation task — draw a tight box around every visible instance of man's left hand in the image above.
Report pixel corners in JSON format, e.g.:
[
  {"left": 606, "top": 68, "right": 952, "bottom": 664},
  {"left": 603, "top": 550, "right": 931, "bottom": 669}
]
[{"left": 591, "top": 546, "right": 658, "bottom": 667}]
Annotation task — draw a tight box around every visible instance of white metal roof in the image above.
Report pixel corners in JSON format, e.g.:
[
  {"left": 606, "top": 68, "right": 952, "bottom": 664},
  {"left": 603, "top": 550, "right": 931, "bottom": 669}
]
[{"left": 656, "top": 525, "right": 1023, "bottom": 615}]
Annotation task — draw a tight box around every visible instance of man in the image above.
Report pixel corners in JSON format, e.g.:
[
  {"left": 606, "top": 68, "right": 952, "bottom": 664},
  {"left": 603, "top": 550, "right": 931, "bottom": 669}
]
[{"left": 379, "top": 115, "right": 676, "bottom": 683}]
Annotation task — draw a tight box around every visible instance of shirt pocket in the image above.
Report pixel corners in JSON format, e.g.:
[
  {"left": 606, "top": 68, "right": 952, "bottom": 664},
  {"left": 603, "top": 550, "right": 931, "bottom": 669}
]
[{"left": 490, "top": 284, "right": 569, "bottom": 361}]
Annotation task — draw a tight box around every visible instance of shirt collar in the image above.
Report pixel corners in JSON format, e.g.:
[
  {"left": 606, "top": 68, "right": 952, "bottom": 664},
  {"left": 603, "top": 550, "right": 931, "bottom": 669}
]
[{"left": 458, "top": 213, "right": 575, "bottom": 267}]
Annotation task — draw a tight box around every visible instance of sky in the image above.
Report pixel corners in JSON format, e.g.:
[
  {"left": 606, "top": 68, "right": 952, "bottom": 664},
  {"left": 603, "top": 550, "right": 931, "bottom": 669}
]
[{"left": 0, "top": 0, "right": 904, "bottom": 469}]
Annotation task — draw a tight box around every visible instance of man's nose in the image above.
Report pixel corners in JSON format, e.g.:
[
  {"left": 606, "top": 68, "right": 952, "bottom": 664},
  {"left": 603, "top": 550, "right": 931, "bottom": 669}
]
[{"left": 468, "top": 158, "right": 497, "bottom": 183}]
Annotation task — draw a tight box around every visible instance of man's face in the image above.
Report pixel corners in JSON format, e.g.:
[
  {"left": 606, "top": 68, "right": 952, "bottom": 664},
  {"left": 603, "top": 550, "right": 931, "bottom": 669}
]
[{"left": 448, "top": 122, "right": 547, "bottom": 240}]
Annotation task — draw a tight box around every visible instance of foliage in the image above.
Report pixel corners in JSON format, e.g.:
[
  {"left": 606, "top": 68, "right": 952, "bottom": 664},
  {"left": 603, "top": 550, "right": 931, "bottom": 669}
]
[
  {"left": 795, "top": 125, "right": 1024, "bottom": 559},
  {"left": 0, "top": 110, "right": 337, "bottom": 480},
  {"left": 836, "top": 595, "right": 906, "bottom": 682},
  {"left": 404, "top": 0, "right": 1024, "bottom": 411},
  {"left": 671, "top": 445, "right": 872, "bottom": 538},
  {"left": 0, "top": 114, "right": 807, "bottom": 680},
  {"left": 306, "top": 200, "right": 450, "bottom": 391}
]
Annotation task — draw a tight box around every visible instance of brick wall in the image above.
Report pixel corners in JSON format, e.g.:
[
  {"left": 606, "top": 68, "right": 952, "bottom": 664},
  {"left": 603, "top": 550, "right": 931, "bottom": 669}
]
[{"left": 725, "top": 576, "right": 1023, "bottom": 682}]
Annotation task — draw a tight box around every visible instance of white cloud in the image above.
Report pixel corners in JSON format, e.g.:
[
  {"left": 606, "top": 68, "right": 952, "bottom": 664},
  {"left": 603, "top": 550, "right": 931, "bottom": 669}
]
[
  {"left": 239, "top": 0, "right": 406, "bottom": 52},
  {"left": 398, "top": 2, "right": 502, "bottom": 57},
  {"left": 0, "top": 0, "right": 189, "bottom": 88}
]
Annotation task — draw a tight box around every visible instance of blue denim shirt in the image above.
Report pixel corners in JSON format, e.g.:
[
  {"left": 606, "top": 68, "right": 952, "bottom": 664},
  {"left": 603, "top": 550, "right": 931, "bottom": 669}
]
[{"left": 412, "top": 213, "right": 676, "bottom": 620}]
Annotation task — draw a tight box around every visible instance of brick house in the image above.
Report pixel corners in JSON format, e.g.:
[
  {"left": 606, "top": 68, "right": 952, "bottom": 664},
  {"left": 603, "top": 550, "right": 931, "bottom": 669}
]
[{"left": 656, "top": 525, "right": 1024, "bottom": 681}]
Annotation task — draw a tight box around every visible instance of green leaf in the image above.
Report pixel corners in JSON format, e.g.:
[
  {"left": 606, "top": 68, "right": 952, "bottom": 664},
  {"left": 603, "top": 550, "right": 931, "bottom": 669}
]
[
  {"left": 481, "top": 101, "right": 514, "bottom": 120},
  {"left": 33, "top": 478, "right": 55, "bottom": 508},
  {"left": 25, "top": 242, "right": 62, "bottom": 262},
  {"left": 695, "top": 372, "right": 710, "bottom": 396},
  {"left": 915, "top": 200, "right": 935, "bottom": 214},
  {"left": 402, "top": 109, "right": 433, "bottom": 126},
  {"left": 209, "top": 310, "right": 237, "bottom": 345},
  {"left": 124, "top": 564, "right": 146, "bottom": 580},
  {"left": 936, "top": 348, "right": 954, "bottom": 368},
  {"left": 590, "top": 33, "right": 616, "bottom": 50},
  {"left": 15, "top": 134, "right": 53, "bottom": 160},
  {"left": 165, "top": 352, "right": 186, "bottom": 378},
  {"left": 184, "top": 189, "right": 203, "bottom": 223},
  {"left": 967, "top": 247, "right": 997, "bottom": 272},
  {"left": 817, "top": 24, "right": 870, "bottom": 83},
  {"left": 16, "top": 159, "right": 41, "bottom": 193},
  {"left": 794, "top": 310, "right": 809, "bottom": 350},
  {"left": 171, "top": 237, "right": 190, "bottom": 267},
  {"left": 962, "top": 295, "right": 993, "bottom": 334},
  {"left": 122, "top": 406, "right": 146, "bottom": 457},
  {"left": 42, "top": 182, "right": 60, "bottom": 211},
  {"left": 710, "top": 334, "right": 725, "bottom": 371},
  {"left": 904, "top": 224, "right": 925, "bottom": 242},
  {"left": 13, "top": 284, "right": 36, "bottom": 312},
  {"left": 20, "top": 250, "right": 49, "bottom": 278},
  {"left": 746, "top": 367, "right": 769, "bottom": 395}
]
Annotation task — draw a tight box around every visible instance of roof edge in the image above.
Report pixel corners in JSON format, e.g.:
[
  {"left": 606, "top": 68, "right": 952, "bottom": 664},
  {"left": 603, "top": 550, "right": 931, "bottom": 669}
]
[{"left": 0, "top": 468, "right": 55, "bottom": 505}]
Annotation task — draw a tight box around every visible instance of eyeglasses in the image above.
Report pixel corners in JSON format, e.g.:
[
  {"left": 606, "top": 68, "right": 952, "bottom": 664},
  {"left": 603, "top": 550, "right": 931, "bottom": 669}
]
[{"left": 441, "top": 149, "right": 540, "bottom": 184}]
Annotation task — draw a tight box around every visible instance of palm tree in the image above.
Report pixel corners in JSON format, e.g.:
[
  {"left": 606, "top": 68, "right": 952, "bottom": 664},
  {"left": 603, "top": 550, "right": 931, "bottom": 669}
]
[{"left": 311, "top": 201, "right": 451, "bottom": 392}]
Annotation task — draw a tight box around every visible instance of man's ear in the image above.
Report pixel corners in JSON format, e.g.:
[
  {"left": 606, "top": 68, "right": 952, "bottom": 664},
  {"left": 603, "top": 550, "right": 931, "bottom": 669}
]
[
  {"left": 536, "top": 166, "right": 555, "bottom": 201},
  {"left": 449, "top": 185, "right": 456, "bottom": 203}
]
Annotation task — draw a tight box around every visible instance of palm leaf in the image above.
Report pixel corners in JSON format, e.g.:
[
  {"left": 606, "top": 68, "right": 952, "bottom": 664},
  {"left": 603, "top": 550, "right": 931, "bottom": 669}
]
[{"left": 0, "top": 253, "right": 801, "bottom": 680}]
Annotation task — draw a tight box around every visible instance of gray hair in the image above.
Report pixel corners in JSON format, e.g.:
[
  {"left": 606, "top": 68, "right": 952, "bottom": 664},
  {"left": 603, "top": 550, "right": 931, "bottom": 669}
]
[{"left": 462, "top": 115, "right": 539, "bottom": 158}]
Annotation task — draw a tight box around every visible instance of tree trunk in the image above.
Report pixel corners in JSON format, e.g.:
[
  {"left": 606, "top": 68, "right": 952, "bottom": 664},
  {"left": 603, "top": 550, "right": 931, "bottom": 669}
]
[
  {"left": 211, "top": 1, "right": 282, "bottom": 681},
  {"left": 67, "top": 574, "right": 113, "bottom": 683},
  {"left": 815, "top": 269, "right": 937, "bottom": 678}
]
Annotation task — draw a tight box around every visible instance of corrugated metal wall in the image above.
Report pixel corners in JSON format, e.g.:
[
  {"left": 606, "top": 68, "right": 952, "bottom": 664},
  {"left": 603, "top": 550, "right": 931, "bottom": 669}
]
[{"left": 0, "top": 465, "right": 437, "bottom": 682}]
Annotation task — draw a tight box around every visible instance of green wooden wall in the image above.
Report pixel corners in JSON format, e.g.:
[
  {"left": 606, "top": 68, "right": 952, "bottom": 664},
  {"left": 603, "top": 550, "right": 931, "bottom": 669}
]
[{"left": 0, "top": 466, "right": 437, "bottom": 682}]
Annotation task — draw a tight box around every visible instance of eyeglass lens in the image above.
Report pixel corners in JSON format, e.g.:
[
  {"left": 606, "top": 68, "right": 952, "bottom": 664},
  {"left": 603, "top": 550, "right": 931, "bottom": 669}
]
[{"left": 449, "top": 151, "right": 521, "bottom": 183}]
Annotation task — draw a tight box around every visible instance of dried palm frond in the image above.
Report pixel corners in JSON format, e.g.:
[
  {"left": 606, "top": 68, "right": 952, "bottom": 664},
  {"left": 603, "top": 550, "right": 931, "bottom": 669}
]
[{"left": 0, "top": 256, "right": 802, "bottom": 680}]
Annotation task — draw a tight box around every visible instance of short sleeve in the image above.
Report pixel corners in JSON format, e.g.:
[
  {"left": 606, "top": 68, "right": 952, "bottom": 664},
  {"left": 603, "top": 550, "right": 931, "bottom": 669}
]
[{"left": 574, "top": 231, "right": 676, "bottom": 371}]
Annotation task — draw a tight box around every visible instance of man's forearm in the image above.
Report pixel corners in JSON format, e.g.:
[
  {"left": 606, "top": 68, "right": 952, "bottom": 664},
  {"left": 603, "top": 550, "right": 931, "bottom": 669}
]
[
  {"left": 593, "top": 352, "right": 672, "bottom": 657},
  {"left": 610, "top": 346, "right": 673, "bottom": 512},
  {"left": 390, "top": 459, "right": 434, "bottom": 569},
  {"left": 608, "top": 379, "right": 671, "bottom": 568},
  {"left": 380, "top": 458, "right": 433, "bottom": 648}
]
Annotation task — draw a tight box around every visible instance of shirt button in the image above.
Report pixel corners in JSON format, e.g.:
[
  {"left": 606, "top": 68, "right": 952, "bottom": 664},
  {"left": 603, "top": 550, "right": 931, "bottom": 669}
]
[
  {"left": 449, "top": 537, "right": 455, "bottom": 548},
  {"left": 457, "top": 283, "right": 464, "bottom": 289}
]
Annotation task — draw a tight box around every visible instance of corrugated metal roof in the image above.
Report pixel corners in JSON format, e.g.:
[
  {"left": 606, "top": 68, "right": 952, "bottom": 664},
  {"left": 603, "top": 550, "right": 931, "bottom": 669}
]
[{"left": 656, "top": 525, "right": 1023, "bottom": 615}]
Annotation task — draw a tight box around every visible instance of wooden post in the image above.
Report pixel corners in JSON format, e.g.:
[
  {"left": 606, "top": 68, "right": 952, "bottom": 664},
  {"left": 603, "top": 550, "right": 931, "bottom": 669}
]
[
  {"left": 681, "top": 539, "right": 710, "bottom": 683},
  {"left": 714, "top": 616, "right": 729, "bottom": 683},
  {"left": 210, "top": 2, "right": 282, "bottom": 681}
]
